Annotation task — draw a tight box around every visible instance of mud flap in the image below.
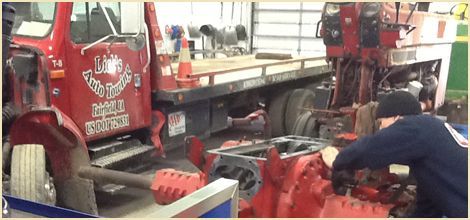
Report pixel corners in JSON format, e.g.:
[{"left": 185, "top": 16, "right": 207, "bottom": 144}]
[{"left": 55, "top": 177, "right": 98, "bottom": 215}]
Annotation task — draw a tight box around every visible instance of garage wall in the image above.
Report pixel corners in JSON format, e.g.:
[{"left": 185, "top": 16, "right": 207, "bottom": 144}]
[
  {"left": 152, "top": 2, "right": 326, "bottom": 57},
  {"left": 154, "top": 2, "right": 250, "bottom": 58},
  {"left": 252, "top": 2, "right": 325, "bottom": 56}
]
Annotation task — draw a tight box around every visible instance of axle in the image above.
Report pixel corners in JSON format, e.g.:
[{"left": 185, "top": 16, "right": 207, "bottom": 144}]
[{"left": 78, "top": 166, "right": 152, "bottom": 190}]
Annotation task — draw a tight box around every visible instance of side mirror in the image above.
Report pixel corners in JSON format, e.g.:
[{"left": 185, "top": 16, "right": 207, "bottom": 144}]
[{"left": 120, "top": 3, "right": 144, "bottom": 34}]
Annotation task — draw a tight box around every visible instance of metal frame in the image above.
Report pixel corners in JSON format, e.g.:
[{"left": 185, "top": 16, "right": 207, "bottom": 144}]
[
  {"left": 207, "top": 135, "right": 331, "bottom": 161},
  {"left": 149, "top": 178, "right": 239, "bottom": 218}
]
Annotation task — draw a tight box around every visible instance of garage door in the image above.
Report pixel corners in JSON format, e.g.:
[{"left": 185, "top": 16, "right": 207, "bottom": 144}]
[{"left": 252, "top": 2, "right": 325, "bottom": 56}]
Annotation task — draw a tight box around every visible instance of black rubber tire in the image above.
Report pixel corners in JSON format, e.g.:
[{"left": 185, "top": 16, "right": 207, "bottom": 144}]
[
  {"left": 10, "top": 144, "right": 56, "bottom": 205},
  {"left": 291, "top": 111, "right": 319, "bottom": 137},
  {"left": 302, "top": 114, "right": 319, "bottom": 138},
  {"left": 291, "top": 111, "right": 312, "bottom": 135},
  {"left": 268, "top": 90, "right": 293, "bottom": 137},
  {"left": 285, "top": 89, "right": 315, "bottom": 134}
]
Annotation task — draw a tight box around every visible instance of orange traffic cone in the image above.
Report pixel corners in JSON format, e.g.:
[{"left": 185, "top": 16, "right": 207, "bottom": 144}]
[{"left": 176, "top": 37, "right": 200, "bottom": 88}]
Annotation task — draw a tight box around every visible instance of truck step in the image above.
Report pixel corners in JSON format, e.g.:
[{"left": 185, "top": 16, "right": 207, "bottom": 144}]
[
  {"left": 91, "top": 145, "right": 155, "bottom": 170},
  {"left": 88, "top": 138, "right": 142, "bottom": 160}
]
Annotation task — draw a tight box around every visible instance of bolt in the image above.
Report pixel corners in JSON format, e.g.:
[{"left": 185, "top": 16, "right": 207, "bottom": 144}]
[{"left": 52, "top": 88, "right": 60, "bottom": 97}]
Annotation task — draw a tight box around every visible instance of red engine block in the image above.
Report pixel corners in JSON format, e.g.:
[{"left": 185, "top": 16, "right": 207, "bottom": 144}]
[{"left": 154, "top": 136, "right": 409, "bottom": 218}]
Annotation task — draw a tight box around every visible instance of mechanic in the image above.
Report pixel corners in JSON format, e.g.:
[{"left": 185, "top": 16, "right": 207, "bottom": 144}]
[{"left": 330, "top": 91, "right": 468, "bottom": 218}]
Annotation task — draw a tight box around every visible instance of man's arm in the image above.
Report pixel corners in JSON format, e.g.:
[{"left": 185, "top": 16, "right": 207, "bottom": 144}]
[{"left": 333, "top": 118, "right": 428, "bottom": 171}]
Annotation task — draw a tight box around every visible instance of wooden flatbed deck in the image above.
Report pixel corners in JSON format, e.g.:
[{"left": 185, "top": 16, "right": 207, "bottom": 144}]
[{"left": 171, "top": 55, "right": 328, "bottom": 86}]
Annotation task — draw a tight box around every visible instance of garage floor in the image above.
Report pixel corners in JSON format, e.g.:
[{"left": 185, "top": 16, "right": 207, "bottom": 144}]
[{"left": 97, "top": 125, "right": 263, "bottom": 217}]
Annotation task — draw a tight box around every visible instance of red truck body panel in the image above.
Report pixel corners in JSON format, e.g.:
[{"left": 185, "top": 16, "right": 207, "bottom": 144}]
[{"left": 12, "top": 3, "right": 152, "bottom": 142}]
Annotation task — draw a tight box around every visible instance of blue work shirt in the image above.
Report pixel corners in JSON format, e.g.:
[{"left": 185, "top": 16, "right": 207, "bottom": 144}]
[{"left": 333, "top": 115, "right": 468, "bottom": 218}]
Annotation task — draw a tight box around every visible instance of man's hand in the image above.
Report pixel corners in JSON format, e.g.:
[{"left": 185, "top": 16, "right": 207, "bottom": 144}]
[
  {"left": 320, "top": 146, "right": 339, "bottom": 169},
  {"left": 331, "top": 169, "right": 356, "bottom": 195}
]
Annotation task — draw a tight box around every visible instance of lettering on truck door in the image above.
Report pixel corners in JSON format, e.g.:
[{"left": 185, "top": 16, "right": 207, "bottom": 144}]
[{"left": 65, "top": 2, "right": 150, "bottom": 140}]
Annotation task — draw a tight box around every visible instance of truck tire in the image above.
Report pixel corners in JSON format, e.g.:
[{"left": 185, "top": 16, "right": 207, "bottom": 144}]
[
  {"left": 268, "top": 90, "right": 293, "bottom": 137},
  {"left": 10, "top": 144, "right": 56, "bottom": 205},
  {"left": 291, "top": 111, "right": 319, "bottom": 137},
  {"left": 285, "top": 89, "right": 315, "bottom": 134}
]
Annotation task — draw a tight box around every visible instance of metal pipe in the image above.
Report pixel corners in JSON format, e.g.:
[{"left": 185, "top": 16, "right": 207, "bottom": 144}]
[
  {"left": 229, "top": 109, "right": 271, "bottom": 139},
  {"left": 78, "top": 166, "right": 153, "bottom": 190},
  {"left": 405, "top": 3, "right": 417, "bottom": 24},
  {"left": 331, "top": 58, "right": 342, "bottom": 107},
  {"left": 99, "top": 3, "right": 118, "bottom": 36},
  {"left": 358, "top": 62, "right": 372, "bottom": 105}
]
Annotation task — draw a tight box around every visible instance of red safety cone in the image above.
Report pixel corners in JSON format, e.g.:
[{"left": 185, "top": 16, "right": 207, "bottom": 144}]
[{"left": 176, "top": 37, "right": 200, "bottom": 88}]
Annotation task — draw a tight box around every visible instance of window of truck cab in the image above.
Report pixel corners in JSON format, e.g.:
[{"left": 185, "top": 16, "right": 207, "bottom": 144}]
[
  {"left": 11, "top": 2, "right": 56, "bottom": 38},
  {"left": 70, "top": 2, "right": 124, "bottom": 44}
]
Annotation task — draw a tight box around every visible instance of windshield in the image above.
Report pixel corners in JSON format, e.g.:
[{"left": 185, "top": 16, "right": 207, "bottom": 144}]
[{"left": 11, "top": 2, "right": 56, "bottom": 38}]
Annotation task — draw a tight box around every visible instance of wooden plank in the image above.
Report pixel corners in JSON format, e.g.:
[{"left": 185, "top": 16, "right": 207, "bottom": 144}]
[{"left": 171, "top": 55, "right": 327, "bottom": 86}]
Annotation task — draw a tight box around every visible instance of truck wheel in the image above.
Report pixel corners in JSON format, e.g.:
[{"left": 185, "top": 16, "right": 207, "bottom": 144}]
[
  {"left": 268, "top": 90, "right": 293, "bottom": 137},
  {"left": 291, "top": 111, "right": 319, "bottom": 137},
  {"left": 285, "top": 89, "right": 315, "bottom": 134},
  {"left": 10, "top": 144, "right": 56, "bottom": 205}
]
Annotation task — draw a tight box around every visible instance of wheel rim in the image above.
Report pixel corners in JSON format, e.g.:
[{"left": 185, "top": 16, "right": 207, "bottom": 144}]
[{"left": 44, "top": 173, "right": 56, "bottom": 205}]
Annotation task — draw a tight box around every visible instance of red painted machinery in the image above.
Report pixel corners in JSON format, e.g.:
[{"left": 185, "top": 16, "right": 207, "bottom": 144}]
[
  {"left": 292, "top": 2, "right": 457, "bottom": 139},
  {"left": 147, "top": 135, "right": 415, "bottom": 218}
]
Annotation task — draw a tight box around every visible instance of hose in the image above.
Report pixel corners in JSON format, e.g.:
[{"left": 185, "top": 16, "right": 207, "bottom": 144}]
[
  {"left": 2, "top": 140, "right": 10, "bottom": 172},
  {"left": 2, "top": 103, "right": 18, "bottom": 128}
]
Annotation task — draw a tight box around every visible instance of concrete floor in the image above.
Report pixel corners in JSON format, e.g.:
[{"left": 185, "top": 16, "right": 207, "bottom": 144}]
[{"left": 97, "top": 125, "right": 263, "bottom": 217}]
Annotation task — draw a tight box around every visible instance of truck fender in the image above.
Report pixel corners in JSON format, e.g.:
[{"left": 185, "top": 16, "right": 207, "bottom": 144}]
[{"left": 9, "top": 107, "right": 98, "bottom": 214}]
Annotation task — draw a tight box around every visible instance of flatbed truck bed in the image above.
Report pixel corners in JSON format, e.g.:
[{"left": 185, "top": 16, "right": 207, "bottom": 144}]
[{"left": 156, "top": 55, "right": 331, "bottom": 104}]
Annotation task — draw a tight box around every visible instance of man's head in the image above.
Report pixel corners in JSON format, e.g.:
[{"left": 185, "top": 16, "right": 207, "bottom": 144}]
[{"left": 376, "top": 91, "right": 422, "bottom": 129}]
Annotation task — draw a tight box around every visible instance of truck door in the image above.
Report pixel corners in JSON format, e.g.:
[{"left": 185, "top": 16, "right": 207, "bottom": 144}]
[{"left": 65, "top": 2, "right": 151, "bottom": 140}]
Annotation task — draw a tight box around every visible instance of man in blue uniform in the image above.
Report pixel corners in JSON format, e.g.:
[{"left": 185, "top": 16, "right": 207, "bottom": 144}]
[{"left": 332, "top": 91, "right": 468, "bottom": 218}]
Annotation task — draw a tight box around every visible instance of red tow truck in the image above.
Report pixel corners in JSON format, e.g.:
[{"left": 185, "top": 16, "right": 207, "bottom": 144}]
[
  {"left": 2, "top": 2, "right": 330, "bottom": 214},
  {"left": 2, "top": 2, "right": 458, "bottom": 217}
]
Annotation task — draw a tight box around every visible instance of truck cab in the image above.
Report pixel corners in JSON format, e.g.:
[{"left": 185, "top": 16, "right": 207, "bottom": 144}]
[
  {"left": 7, "top": 2, "right": 152, "bottom": 141},
  {"left": 4, "top": 2, "right": 159, "bottom": 214}
]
